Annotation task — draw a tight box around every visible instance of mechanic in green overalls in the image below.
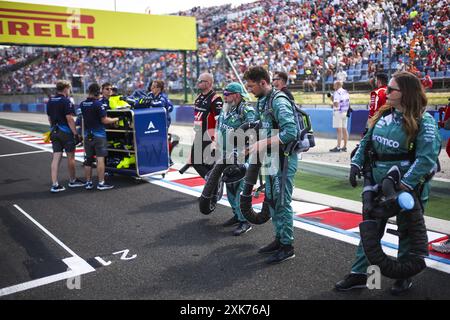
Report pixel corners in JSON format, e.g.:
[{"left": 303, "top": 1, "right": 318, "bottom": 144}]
[
  {"left": 335, "top": 71, "right": 441, "bottom": 295},
  {"left": 243, "top": 66, "right": 299, "bottom": 264},
  {"left": 216, "top": 82, "right": 257, "bottom": 236}
]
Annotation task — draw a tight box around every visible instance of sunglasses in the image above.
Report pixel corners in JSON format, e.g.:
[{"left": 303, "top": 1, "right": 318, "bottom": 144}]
[
  {"left": 387, "top": 86, "right": 401, "bottom": 94},
  {"left": 223, "top": 91, "right": 236, "bottom": 97}
]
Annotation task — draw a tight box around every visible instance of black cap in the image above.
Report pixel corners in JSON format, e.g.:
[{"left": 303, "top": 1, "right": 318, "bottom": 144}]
[
  {"left": 88, "top": 83, "right": 101, "bottom": 96},
  {"left": 375, "top": 72, "right": 388, "bottom": 84}
]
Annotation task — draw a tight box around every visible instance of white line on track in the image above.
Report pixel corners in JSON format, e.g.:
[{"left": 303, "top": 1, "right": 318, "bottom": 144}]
[
  {"left": 0, "top": 150, "right": 47, "bottom": 158},
  {"left": 0, "top": 131, "right": 52, "bottom": 151},
  {"left": 0, "top": 131, "right": 84, "bottom": 161},
  {"left": 13, "top": 204, "right": 80, "bottom": 257},
  {"left": 293, "top": 220, "right": 450, "bottom": 274},
  {"left": 1, "top": 127, "right": 449, "bottom": 293},
  {"left": 21, "top": 137, "right": 44, "bottom": 141},
  {"left": 150, "top": 177, "right": 450, "bottom": 275},
  {"left": 0, "top": 205, "right": 95, "bottom": 297}
]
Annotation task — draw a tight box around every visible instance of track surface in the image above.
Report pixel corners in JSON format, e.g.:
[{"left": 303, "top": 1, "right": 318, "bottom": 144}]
[{"left": 1, "top": 136, "right": 450, "bottom": 300}]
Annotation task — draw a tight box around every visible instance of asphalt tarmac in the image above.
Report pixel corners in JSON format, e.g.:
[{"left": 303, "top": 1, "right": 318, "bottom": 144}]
[{"left": 1, "top": 136, "right": 450, "bottom": 301}]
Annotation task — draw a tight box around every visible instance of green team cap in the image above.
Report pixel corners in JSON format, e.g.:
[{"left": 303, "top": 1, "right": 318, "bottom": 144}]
[{"left": 224, "top": 82, "right": 250, "bottom": 100}]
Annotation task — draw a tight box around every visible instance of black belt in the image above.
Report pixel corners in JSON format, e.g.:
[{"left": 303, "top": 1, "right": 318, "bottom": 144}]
[{"left": 373, "top": 153, "right": 413, "bottom": 162}]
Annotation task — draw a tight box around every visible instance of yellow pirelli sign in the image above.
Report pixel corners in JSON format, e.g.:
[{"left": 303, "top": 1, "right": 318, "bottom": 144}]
[{"left": 0, "top": 1, "right": 197, "bottom": 50}]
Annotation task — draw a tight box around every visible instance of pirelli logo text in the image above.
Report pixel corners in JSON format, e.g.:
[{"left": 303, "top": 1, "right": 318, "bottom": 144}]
[{"left": 0, "top": 7, "right": 95, "bottom": 39}]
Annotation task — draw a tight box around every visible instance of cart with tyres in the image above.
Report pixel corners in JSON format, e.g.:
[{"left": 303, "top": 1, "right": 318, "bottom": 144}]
[{"left": 104, "top": 107, "right": 169, "bottom": 178}]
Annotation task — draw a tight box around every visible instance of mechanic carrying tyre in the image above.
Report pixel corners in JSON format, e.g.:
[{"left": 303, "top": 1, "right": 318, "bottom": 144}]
[
  {"left": 199, "top": 82, "right": 257, "bottom": 236},
  {"left": 335, "top": 71, "right": 441, "bottom": 295}
]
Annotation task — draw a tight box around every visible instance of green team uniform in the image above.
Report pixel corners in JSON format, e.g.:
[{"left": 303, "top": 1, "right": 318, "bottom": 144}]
[
  {"left": 217, "top": 100, "right": 256, "bottom": 222},
  {"left": 256, "top": 90, "right": 298, "bottom": 246},
  {"left": 350, "top": 110, "right": 441, "bottom": 274}
]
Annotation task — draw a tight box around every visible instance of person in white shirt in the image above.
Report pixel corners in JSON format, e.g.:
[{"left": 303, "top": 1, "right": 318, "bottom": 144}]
[
  {"left": 335, "top": 68, "right": 347, "bottom": 82},
  {"left": 330, "top": 80, "right": 350, "bottom": 152}
]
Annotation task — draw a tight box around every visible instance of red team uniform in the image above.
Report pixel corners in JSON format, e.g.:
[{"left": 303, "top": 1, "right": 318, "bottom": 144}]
[
  {"left": 421, "top": 74, "right": 433, "bottom": 90},
  {"left": 190, "top": 90, "right": 223, "bottom": 178},
  {"left": 368, "top": 85, "right": 387, "bottom": 119},
  {"left": 439, "top": 105, "right": 450, "bottom": 158}
]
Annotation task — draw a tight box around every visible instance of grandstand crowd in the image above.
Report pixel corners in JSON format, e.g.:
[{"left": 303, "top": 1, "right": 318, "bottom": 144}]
[{"left": 0, "top": 0, "right": 448, "bottom": 94}]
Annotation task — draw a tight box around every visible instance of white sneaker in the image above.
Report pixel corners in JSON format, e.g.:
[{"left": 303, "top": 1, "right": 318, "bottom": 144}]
[{"left": 431, "top": 239, "right": 450, "bottom": 253}]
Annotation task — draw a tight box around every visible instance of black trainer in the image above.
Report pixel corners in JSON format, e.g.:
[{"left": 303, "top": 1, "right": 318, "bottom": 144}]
[
  {"left": 97, "top": 182, "right": 114, "bottom": 191},
  {"left": 68, "top": 179, "right": 87, "bottom": 188},
  {"left": 50, "top": 184, "right": 66, "bottom": 193},
  {"left": 233, "top": 222, "right": 252, "bottom": 236},
  {"left": 390, "top": 278, "right": 412, "bottom": 296},
  {"left": 258, "top": 238, "right": 281, "bottom": 254},
  {"left": 329, "top": 146, "right": 341, "bottom": 152},
  {"left": 266, "top": 244, "right": 295, "bottom": 264},
  {"left": 335, "top": 273, "right": 368, "bottom": 291},
  {"left": 223, "top": 216, "right": 240, "bottom": 227}
]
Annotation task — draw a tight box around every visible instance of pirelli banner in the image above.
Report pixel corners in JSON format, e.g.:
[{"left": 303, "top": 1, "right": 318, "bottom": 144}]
[{"left": 0, "top": 1, "right": 197, "bottom": 51}]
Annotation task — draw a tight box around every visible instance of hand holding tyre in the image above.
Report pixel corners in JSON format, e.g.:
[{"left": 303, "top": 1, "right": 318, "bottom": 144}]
[{"left": 349, "top": 164, "right": 362, "bottom": 188}]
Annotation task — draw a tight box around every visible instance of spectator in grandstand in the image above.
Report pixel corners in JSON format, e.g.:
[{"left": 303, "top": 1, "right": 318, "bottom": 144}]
[
  {"left": 244, "top": 66, "right": 298, "bottom": 264},
  {"left": 368, "top": 72, "right": 388, "bottom": 120},
  {"left": 80, "top": 83, "right": 120, "bottom": 191},
  {"left": 421, "top": 73, "right": 433, "bottom": 91},
  {"left": 289, "top": 69, "right": 297, "bottom": 85},
  {"left": 272, "top": 71, "right": 295, "bottom": 102},
  {"left": 367, "top": 61, "right": 377, "bottom": 79},
  {"left": 330, "top": 80, "right": 350, "bottom": 152},
  {"left": 1, "top": 0, "right": 449, "bottom": 94},
  {"left": 189, "top": 73, "right": 223, "bottom": 179},
  {"left": 47, "top": 80, "right": 85, "bottom": 193},
  {"left": 336, "top": 71, "right": 442, "bottom": 295},
  {"left": 303, "top": 72, "right": 316, "bottom": 92},
  {"left": 335, "top": 68, "right": 347, "bottom": 82}
]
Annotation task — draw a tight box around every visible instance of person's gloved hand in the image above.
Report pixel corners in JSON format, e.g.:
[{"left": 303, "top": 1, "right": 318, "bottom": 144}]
[
  {"left": 139, "top": 97, "right": 153, "bottom": 106},
  {"left": 349, "top": 164, "right": 362, "bottom": 188},
  {"left": 222, "top": 164, "right": 247, "bottom": 184}
]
